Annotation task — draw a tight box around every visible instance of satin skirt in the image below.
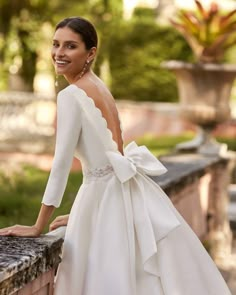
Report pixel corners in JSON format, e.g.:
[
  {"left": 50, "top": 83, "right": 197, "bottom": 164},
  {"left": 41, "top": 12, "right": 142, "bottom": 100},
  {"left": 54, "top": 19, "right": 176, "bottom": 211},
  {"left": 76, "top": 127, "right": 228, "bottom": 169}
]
[{"left": 54, "top": 172, "right": 231, "bottom": 295}]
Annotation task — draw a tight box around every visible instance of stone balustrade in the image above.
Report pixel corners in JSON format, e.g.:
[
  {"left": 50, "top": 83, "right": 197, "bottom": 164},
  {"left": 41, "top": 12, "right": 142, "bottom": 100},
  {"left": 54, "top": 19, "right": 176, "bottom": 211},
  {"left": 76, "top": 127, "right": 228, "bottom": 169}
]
[
  {"left": 0, "top": 227, "right": 65, "bottom": 295},
  {"left": 0, "top": 153, "right": 234, "bottom": 294},
  {"left": 0, "top": 92, "right": 56, "bottom": 154},
  {"left": 0, "top": 91, "right": 236, "bottom": 154}
]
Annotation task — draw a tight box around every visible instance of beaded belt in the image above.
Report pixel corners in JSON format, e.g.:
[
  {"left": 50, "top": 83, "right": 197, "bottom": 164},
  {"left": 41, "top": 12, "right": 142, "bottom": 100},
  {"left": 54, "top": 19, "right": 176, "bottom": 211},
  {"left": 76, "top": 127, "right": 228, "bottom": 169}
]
[{"left": 83, "top": 164, "right": 114, "bottom": 181}]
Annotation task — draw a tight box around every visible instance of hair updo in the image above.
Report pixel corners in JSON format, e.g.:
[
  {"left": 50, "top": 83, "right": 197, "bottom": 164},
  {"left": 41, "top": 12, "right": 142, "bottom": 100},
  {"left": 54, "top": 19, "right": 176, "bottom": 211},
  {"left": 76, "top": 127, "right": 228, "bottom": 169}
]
[{"left": 55, "top": 17, "right": 98, "bottom": 50}]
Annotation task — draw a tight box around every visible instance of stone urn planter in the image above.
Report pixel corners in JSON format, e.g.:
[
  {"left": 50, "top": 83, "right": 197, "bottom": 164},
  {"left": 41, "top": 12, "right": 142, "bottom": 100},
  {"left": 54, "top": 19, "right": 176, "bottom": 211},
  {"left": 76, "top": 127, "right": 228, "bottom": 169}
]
[
  {"left": 166, "top": 0, "right": 236, "bottom": 154},
  {"left": 163, "top": 60, "right": 236, "bottom": 155}
]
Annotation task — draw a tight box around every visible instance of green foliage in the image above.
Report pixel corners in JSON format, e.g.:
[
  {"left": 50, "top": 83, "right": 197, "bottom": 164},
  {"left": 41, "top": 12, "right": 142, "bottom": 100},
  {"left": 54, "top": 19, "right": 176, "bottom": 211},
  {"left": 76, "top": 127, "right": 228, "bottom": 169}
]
[
  {"left": 109, "top": 19, "right": 193, "bottom": 102},
  {"left": 0, "top": 0, "right": 192, "bottom": 100},
  {"left": 171, "top": 0, "right": 236, "bottom": 63},
  {"left": 0, "top": 0, "right": 193, "bottom": 100},
  {"left": 133, "top": 7, "right": 156, "bottom": 20},
  {"left": 0, "top": 165, "right": 83, "bottom": 231},
  {"left": 217, "top": 136, "right": 236, "bottom": 151},
  {"left": 0, "top": 0, "right": 123, "bottom": 91}
]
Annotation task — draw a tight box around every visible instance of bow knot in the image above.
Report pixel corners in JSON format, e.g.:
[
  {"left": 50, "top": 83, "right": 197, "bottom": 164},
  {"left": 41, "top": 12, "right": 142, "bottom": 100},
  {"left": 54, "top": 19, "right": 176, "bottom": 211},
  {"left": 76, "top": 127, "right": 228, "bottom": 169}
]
[
  {"left": 106, "top": 141, "right": 167, "bottom": 183},
  {"left": 106, "top": 141, "right": 180, "bottom": 278}
]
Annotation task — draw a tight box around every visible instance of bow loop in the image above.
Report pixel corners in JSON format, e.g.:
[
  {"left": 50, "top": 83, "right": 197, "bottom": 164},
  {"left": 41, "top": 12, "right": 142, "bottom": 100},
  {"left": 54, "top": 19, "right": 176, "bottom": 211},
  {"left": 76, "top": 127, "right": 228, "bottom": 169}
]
[
  {"left": 106, "top": 141, "right": 167, "bottom": 183},
  {"left": 106, "top": 141, "right": 180, "bottom": 279}
]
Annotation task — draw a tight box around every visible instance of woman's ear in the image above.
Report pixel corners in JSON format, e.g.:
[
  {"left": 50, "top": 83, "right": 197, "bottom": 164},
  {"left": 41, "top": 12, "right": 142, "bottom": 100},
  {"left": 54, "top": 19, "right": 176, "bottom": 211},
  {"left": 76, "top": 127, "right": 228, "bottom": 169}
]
[{"left": 87, "top": 47, "right": 97, "bottom": 62}]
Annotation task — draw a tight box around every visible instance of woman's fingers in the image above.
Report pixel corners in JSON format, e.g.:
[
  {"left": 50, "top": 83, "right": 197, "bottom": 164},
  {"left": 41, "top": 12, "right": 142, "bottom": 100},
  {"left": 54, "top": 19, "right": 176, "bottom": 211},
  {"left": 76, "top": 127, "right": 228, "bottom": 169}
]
[
  {"left": 50, "top": 219, "right": 66, "bottom": 231},
  {"left": 49, "top": 221, "right": 60, "bottom": 231},
  {"left": 0, "top": 225, "right": 17, "bottom": 236},
  {"left": 0, "top": 225, "right": 40, "bottom": 237},
  {"left": 49, "top": 215, "right": 69, "bottom": 231},
  {"left": 0, "top": 229, "right": 12, "bottom": 236},
  {"left": 0, "top": 216, "right": 69, "bottom": 235}
]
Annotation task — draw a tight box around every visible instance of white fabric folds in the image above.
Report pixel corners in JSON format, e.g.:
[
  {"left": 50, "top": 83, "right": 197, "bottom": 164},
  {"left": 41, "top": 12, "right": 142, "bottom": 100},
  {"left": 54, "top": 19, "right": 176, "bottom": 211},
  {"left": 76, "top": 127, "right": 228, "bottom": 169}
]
[{"left": 43, "top": 85, "right": 231, "bottom": 295}]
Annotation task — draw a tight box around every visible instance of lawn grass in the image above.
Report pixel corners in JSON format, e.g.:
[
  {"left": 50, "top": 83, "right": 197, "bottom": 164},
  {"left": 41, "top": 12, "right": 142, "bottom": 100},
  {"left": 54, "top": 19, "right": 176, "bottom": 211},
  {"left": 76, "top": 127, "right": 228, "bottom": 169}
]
[
  {"left": 135, "top": 133, "right": 195, "bottom": 156},
  {"left": 0, "top": 165, "right": 83, "bottom": 231},
  {"left": 0, "top": 133, "right": 235, "bottom": 230},
  {"left": 136, "top": 133, "right": 236, "bottom": 156}
]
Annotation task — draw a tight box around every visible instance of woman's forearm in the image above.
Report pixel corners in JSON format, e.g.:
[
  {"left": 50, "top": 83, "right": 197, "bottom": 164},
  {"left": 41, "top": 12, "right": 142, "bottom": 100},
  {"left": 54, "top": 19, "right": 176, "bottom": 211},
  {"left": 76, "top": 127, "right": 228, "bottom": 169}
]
[
  {"left": 34, "top": 204, "right": 56, "bottom": 233},
  {"left": 0, "top": 204, "right": 56, "bottom": 237}
]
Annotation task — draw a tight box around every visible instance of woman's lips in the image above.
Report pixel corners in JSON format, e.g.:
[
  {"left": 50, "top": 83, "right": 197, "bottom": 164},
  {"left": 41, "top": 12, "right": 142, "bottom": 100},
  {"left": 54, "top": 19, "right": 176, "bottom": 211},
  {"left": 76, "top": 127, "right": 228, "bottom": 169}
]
[{"left": 55, "top": 60, "right": 70, "bottom": 67}]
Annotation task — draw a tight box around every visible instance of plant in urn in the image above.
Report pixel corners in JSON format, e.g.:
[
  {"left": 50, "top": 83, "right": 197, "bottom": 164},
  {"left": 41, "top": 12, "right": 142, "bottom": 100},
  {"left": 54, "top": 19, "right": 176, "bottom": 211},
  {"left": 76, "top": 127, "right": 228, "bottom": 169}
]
[{"left": 163, "top": 0, "right": 236, "bottom": 154}]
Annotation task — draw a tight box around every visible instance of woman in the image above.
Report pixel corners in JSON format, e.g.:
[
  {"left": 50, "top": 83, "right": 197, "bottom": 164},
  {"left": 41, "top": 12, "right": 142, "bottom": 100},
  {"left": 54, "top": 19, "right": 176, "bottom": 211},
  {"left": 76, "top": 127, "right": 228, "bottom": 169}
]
[{"left": 0, "top": 17, "right": 231, "bottom": 295}]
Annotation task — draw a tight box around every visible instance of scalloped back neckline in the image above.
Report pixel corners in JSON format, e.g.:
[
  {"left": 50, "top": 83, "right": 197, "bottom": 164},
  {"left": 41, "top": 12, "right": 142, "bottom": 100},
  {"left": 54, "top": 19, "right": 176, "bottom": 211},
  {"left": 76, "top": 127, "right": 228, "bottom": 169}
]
[{"left": 69, "top": 84, "right": 122, "bottom": 153}]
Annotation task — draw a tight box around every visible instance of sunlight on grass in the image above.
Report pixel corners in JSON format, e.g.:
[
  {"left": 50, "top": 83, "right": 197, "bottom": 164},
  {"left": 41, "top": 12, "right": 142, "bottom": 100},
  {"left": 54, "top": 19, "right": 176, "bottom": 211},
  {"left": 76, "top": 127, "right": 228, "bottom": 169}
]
[
  {"left": 135, "top": 132, "right": 195, "bottom": 156},
  {"left": 135, "top": 133, "right": 236, "bottom": 156}
]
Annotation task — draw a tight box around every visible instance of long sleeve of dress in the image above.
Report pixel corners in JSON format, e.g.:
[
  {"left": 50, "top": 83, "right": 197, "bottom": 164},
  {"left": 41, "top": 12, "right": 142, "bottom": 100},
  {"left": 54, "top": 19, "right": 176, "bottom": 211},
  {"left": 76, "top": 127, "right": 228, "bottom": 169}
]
[{"left": 42, "top": 89, "right": 82, "bottom": 208}]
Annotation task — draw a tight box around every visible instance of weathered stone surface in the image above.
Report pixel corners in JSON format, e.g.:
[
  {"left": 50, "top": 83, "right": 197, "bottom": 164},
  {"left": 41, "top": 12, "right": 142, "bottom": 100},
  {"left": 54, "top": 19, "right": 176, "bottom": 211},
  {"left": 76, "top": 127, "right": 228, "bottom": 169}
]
[
  {"left": 156, "top": 152, "right": 234, "bottom": 262},
  {"left": 154, "top": 153, "right": 228, "bottom": 195},
  {"left": 0, "top": 230, "right": 64, "bottom": 295}
]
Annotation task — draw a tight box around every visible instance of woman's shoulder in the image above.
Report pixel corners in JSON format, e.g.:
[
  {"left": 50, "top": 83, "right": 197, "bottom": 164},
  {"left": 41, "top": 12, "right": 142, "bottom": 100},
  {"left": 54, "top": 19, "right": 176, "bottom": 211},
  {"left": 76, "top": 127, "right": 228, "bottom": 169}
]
[
  {"left": 57, "top": 84, "right": 88, "bottom": 104},
  {"left": 58, "top": 84, "right": 85, "bottom": 95},
  {"left": 76, "top": 73, "right": 112, "bottom": 101},
  {"left": 55, "top": 86, "right": 87, "bottom": 117}
]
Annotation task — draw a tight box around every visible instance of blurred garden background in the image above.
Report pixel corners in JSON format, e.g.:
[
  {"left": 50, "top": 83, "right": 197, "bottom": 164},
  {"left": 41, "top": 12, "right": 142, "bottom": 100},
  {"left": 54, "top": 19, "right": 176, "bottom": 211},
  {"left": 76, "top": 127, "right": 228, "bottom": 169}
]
[{"left": 0, "top": 0, "right": 236, "bottom": 231}]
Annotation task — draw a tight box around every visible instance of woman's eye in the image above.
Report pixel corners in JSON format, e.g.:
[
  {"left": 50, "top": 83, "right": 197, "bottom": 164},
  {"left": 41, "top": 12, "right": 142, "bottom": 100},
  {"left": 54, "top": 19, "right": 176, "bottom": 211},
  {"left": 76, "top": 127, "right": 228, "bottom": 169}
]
[
  {"left": 67, "top": 44, "right": 76, "bottom": 49},
  {"left": 52, "top": 43, "right": 59, "bottom": 48}
]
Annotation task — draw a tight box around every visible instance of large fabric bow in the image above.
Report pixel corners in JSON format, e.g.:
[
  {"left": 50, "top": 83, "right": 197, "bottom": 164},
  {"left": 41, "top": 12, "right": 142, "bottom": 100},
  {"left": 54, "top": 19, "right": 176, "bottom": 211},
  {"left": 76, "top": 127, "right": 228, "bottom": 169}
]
[
  {"left": 106, "top": 141, "right": 167, "bottom": 183},
  {"left": 106, "top": 141, "right": 180, "bottom": 279}
]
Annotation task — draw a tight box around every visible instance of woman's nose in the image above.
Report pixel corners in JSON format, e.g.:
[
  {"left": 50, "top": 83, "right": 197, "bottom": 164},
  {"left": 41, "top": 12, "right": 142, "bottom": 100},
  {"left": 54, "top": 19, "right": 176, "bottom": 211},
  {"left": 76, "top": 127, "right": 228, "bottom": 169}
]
[{"left": 55, "top": 47, "right": 65, "bottom": 58}]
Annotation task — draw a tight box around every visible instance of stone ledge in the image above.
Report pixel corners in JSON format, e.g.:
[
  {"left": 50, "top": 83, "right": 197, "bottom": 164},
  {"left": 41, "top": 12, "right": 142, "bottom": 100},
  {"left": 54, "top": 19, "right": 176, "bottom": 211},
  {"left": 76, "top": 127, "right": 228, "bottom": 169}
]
[
  {"left": 155, "top": 153, "right": 230, "bottom": 196},
  {"left": 0, "top": 227, "right": 65, "bottom": 295}
]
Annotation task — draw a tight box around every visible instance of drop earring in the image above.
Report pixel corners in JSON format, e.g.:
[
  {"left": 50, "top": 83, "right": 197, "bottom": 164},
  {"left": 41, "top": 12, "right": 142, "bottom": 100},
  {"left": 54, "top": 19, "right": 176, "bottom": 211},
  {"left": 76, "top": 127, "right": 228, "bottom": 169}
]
[{"left": 78, "top": 60, "right": 90, "bottom": 80}]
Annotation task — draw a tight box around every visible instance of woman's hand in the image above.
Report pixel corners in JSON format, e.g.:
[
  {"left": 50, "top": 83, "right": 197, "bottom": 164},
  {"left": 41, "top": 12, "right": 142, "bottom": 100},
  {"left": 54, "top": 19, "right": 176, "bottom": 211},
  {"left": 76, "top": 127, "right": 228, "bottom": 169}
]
[
  {"left": 49, "top": 215, "right": 69, "bottom": 231},
  {"left": 0, "top": 225, "right": 41, "bottom": 237}
]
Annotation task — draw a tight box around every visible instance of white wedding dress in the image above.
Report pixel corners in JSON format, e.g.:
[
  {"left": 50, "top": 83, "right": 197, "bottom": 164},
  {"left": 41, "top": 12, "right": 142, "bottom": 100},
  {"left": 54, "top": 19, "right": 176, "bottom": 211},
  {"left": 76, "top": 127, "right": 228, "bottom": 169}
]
[{"left": 42, "top": 84, "right": 231, "bottom": 295}]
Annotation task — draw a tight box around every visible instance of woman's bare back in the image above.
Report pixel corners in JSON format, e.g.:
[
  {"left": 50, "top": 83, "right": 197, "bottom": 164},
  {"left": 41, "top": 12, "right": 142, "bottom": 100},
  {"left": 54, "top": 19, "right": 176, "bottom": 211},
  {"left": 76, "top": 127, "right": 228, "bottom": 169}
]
[{"left": 76, "top": 72, "right": 123, "bottom": 154}]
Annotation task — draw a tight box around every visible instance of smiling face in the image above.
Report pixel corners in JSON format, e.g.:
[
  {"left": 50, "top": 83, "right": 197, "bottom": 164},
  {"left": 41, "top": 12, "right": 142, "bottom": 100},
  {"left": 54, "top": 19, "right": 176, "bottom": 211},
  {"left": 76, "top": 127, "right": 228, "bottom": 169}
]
[{"left": 51, "top": 27, "right": 96, "bottom": 83}]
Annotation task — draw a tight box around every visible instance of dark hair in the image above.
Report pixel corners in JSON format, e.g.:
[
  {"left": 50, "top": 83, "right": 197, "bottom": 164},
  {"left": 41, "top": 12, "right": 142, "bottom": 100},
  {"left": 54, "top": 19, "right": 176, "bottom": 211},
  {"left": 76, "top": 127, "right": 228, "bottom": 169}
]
[{"left": 55, "top": 17, "right": 98, "bottom": 50}]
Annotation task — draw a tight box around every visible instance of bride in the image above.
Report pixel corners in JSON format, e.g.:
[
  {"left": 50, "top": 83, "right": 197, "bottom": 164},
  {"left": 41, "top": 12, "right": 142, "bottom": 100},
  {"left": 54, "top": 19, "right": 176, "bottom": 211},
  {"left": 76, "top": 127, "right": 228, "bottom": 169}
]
[{"left": 0, "top": 16, "right": 231, "bottom": 295}]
